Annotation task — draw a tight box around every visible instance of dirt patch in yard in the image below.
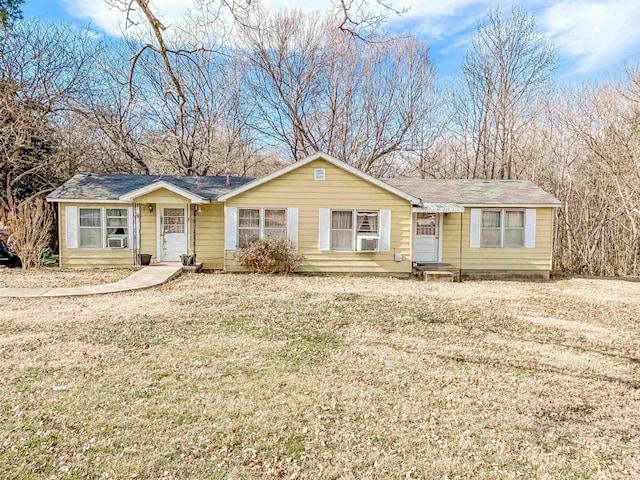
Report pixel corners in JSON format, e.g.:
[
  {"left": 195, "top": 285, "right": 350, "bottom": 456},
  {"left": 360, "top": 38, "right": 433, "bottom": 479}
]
[
  {"left": 0, "top": 267, "right": 132, "bottom": 289},
  {"left": 0, "top": 275, "right": 639, "bottom": 479}
]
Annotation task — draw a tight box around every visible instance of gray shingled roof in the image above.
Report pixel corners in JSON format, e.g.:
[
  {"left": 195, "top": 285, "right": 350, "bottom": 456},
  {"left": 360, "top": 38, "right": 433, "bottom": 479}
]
[
  {"left": 47, "top": 174, "right": 254, "bottom": 201},
  {"left": 48, "top": 172, "right": 561, "bottom": 207},
  {"left": 387, "top": 178, "right": 561, "bottom": 206}
]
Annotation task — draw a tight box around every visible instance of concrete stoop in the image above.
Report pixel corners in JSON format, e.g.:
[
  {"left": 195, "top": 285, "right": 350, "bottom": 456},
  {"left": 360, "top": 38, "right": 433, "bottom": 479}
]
[{"left": 422, "top": 270, "right": 455, "bottom": 282}]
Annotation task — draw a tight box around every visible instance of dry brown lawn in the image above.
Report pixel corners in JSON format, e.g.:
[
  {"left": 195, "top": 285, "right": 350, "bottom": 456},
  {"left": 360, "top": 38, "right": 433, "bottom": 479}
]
[
  {"left": 0, "top": 274, "right": 639, "bottom": 479},
  {"left": 0, "top": 268, "right": 132, "bottom": 289}
]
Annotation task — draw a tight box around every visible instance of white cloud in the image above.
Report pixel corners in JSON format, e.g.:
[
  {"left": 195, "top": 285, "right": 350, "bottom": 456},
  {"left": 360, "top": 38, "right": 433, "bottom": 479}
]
[
  {"left": 541, "top": 0, "right": 640, "bottom": 73},
  {"left": 62, "top": 0, "right": 203, "bottom": 37},
  {"left": 63, "top": 0, "right": 494, "bottom": 39}
]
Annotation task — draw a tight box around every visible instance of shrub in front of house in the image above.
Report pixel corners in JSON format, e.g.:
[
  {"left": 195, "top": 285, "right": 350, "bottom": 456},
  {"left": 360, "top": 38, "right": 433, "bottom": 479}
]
[{"left": 236, "top": 237, "right": 305, "bottom": 274}]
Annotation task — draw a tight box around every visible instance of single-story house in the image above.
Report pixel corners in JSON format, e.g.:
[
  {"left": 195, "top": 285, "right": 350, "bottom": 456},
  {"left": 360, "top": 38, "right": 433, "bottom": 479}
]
[{"left": 46, "top": 151, "right": 561, "bottom": 278}]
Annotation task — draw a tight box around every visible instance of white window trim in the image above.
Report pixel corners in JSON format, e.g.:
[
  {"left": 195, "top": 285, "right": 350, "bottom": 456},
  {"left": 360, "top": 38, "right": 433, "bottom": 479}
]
[
  {"left": 314, "top": 168, "right": 326, "bottom": 181},
  {"left": 480, "top": 208, "right": 525, "bottom": 249},
  {"left": 78, "top": 206, "right": 129, "bottom": 250},
  {"left": 237, "top": 207, "right": 287, "bottom": 248},
  {"left": 329, "top": 209, "right": 380, "bottom": 252}
]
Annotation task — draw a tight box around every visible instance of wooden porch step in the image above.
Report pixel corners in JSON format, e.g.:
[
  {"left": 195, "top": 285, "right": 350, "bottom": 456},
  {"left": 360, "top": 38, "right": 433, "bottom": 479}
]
[
  {"left": 413, "top": 263, "right": 460, "bottom": 281},
  {"left": 422, "top": 270, "right": 455, "bottom": 282},
  {"left": 414, "top": 263, "right": 456, "bottom": 271}
]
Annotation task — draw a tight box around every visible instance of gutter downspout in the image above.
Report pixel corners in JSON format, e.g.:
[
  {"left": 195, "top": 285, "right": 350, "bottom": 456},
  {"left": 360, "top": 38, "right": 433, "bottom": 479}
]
[
  {"left": 133, "top": 202, "right": 140, "bottom": 268},
  {"left": 193, "top": 204, "right": 197, "bottom": 259},
  {"left": 459, "top": 210, "right": 463, "bottom": 282}
]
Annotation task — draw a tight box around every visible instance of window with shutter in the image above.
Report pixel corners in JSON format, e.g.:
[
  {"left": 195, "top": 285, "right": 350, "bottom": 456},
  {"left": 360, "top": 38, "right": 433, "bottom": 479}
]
[
  {"left": 331, "top": 210, "right": 353, "bottom": 251},
  {"left": 478, "top": 209, "right": 527, "bottom": 248},
  {"left": 329, "top": 210, "right": 381, "bottom": 252},
  {"left": 79, "top": 208, "right": 103, "bottom": 248},
  {"left": 264, "top": 209, "right": 286, "bottom": 239},
  {"left": 504, "top": 211, "right": 525, "bottom": 247},
  {"left": 237, "top": 207, "right": 289, "bottom": 248},
  {"left": 481, "top": 211, "right": 501, "bottom": 247},
  {"left": 238, "top": 208, "right": 260, "bottom": 248}
]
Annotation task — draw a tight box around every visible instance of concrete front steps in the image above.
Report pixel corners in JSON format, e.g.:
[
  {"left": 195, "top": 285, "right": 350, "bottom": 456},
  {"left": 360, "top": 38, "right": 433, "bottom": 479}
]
[{"left": 413, "top": 263, "right": 460, "bottom": 282}]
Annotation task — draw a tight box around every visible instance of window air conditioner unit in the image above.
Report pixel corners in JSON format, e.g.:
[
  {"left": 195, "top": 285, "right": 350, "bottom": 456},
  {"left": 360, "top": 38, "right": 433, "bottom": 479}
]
[
  {"left": 357, "top": 236, "right": 378, "bottom": 252},
  {"left": 107, "top": 236, "right": 127, "bottom": 249}
]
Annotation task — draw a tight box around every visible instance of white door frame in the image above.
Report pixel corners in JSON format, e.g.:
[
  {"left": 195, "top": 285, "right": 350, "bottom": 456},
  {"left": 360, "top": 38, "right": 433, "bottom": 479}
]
[
  {"left": 157, "top": 204, "right": 190, "bottom": 262},
  {"left": 412, "top": 212, "right": 442, "bottom": 263},
  {"left": 437, "top": 213, "right": 443, "bottom": 263}
]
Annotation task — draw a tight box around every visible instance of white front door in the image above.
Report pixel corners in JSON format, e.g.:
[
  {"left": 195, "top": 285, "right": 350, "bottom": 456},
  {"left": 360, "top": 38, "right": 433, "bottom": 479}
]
[
  {"left": 161, "top": 206, "right": 187, "bottom": 262},
  {"left": 413, "top": 212, "right": 439, "bottom": 263}
]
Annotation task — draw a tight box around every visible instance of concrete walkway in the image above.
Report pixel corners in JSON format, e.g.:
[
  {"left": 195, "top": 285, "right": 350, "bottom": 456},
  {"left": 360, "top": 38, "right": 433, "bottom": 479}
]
[{"left": 0, "top": 265, "right": 183, "bottom": 298}]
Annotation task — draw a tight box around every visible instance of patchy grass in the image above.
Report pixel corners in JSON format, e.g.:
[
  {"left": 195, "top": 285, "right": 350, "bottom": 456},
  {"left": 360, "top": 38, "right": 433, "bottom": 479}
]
[
  {"left": 0, "top": 267, "right": 131, "bottom": 289},
  {"left": 0, "top": 275, "right": 639, "bottom": 479}
]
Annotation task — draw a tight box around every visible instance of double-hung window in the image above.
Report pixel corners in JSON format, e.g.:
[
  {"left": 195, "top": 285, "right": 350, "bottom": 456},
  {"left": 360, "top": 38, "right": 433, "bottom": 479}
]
[
  {"left": 78, "top": 207, "right": 129, "bottom": 249},
  {"left": 504, "top": 211, "right": 525, "bottom": 247},
  {"left": 481, "top": 209, "right": 525, "bottom": 248},
  {"left": 106, "top": 208, "right": 129, "bottom": 248},
  {"left": 330, "top": 210, "right": 379, "bottom": 251},
  {"left": 238, "top": 208, "right": 287, "bottom": 248},
  {"left": 356, "top": 211, "right": 378, "bottom": 236},
  {"left": 79, "top": 208, "right": 103, "bottom": 248},
  {"left": 481, "top": 211, "right": 502, "bottom": 247},
  {"left": 331, "top": 210, "right": 353, "bottom": 251},
  {"left": 264, "top": 209, "right": 286, "bottom": 239},
  {"left": 238, "top": 209, "right": 260, "bottom": 248}
]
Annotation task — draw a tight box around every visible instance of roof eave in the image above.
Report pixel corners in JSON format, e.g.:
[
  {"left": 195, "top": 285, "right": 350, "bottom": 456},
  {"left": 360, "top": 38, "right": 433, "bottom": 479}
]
[
  {"left": 119, "top": 180, "right": 209, "bottom": 204},
  {"left": 46, "top": 197, "right": 129, "bottom": 204},
  {"left": 461, "top": 203, "right": 562, "bottom": 208}
]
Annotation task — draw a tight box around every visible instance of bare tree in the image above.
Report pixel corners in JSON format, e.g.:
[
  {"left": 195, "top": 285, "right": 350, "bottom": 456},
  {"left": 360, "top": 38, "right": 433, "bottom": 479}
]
[
  {"left": 452, "top": 6, "right": 556, "bottom": 179},
  {"left": 333, "top": 0, "right": 407, "bottom": 39},
  {"left": 0, "top": 20, "right": 96, "bottom": 212},
  {"left": 241, "top": 8, "right": 435, "bottom": 175}
]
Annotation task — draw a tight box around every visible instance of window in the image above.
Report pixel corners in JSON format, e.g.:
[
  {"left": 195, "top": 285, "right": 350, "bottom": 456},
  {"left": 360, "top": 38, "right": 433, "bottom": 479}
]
[
  {"left": 331, "top": 210, "right": 353, "bottom": 250},
  {"left": 264, "top": 209, "right": 286, "bottom": 239},
  {"left": 79, "top": 207, "right": 129, "bottom": 249},
  {"left": 79, "top": 208, "right": 103, "bottom": 248},
  {"left": 238, "top": 208, "right": 260, "bottom": 248},
  {"left": 330, "top": 210, "right": 379, "bottom": 251},
  {"left": 314, "top": 168, "right": 325, "bottom": 180},
  {"left": 107, "top": 208, "right": 129, "bottom": 248},
  {"left": 238, "top": 208, "right": 287, "bottom": 248},
  {"left": 163, "top": 208, "right": 185, "bottom": 234},
  {"left": 504, "top": 210, "right": 525, "bottom": 247},
  {"left": 356, "top": 211, "right": 378, "bottom": 236},
  {"left": 416, "top": 213, "right": 436, "bottom": 236},
  {"left": 480, "top": 209, "right": 525, "bottom": 248},
  {"left": 481, "top": 211, "right": 501, "bottom": 247}
]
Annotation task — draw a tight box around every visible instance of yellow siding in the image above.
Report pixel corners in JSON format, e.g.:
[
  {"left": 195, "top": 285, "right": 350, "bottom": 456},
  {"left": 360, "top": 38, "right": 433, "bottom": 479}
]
[
  {"left": 225, "top": 159, "right": 413, "bottom": 274},
  {"left": 139, "top": 205, "right": 156, "bottom": 261},
  {"left": 134, "top": 188, "right": 192, "bottom": 205},
  {"left": 441, "top": 208, "right": 554, "bottom": 271},
  {"left": 194, "top": 204, "right": 225, "bottom": 269},
  {"left": 58, "top": 200, "right": 226, "bottom": 268},
  {"left": 59, "top": 203, "right": 134, "bottom": 268}
]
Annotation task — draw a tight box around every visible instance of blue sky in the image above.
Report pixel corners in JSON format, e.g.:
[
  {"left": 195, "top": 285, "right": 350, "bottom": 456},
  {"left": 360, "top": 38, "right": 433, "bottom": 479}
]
[{"left": 23, "top": 0, "right": 640, "bottom": 84}]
